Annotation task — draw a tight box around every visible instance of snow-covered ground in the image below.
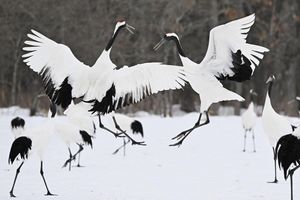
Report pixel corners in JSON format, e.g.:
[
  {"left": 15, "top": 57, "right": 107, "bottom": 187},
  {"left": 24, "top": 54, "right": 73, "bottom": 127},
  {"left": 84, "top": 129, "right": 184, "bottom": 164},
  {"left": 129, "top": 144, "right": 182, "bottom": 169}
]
[{"left": 0, "top": 113, "right": 299, "bottom": 200}]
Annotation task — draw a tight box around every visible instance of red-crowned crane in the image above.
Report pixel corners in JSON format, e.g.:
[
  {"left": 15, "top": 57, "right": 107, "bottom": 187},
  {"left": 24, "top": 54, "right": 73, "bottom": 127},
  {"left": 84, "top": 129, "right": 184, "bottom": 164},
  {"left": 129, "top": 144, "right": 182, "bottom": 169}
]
[
  {"left": 53, "top": 102, "right": 95, "bottom": 170},
  {"left": 262, "top": 75, "right": 296, "bottom": 183},
  {"left": 154, "top": 14, "right": 269, "bottom": 146},
  {"left": 241, "top": 89, "right": 257, "bottom": 152},
  {"left": 276, "top": 126, "right": 300, "bottom": 200},
  {"left": 8, "top": 119, "right": 55, "bottom": 197},
  {"left": 22, "top": 21, "right": 185, "bottom": 146}
]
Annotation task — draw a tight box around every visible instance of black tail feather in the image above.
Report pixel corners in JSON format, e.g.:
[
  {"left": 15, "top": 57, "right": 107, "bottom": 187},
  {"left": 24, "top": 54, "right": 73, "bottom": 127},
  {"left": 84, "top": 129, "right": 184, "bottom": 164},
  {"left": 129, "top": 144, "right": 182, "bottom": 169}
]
[
  {"left": 11, "top": 117, "right": 25, "bottom": 129},
  {"left": 275, "top": 134, "right": 300, "bottom": 179},
  {"left": 9, "top": 136, "right": 32, "bottom": 164},
  {"left": 131, "top": 120, "right": 144, "bottom": 137},
  {"left": 79, "top": 130, "right": 93, "bottom": 148}
]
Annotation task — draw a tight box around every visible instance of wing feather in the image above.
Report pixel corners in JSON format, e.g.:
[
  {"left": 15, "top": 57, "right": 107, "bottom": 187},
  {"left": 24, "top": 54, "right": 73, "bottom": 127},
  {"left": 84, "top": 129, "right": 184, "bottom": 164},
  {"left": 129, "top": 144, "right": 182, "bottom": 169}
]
[
  {"left": 22, "top": 30, "right": 91, "bottom": 108},
  {"left": 201, "top": 14, "right": 269, "bottom": 82},
  {"left": 88, "top": 63, "right": 186, "bottom": 114}
]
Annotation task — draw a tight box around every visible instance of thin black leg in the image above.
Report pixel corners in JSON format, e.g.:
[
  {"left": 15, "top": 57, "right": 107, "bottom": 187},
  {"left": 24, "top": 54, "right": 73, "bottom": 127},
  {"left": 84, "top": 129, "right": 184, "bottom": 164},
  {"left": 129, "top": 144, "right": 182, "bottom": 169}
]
[
  {"left": 170, "top": 111, "right": 210, "bottom": 147},
  {"left": 268, "top": 147, "right": 278, "bottom": 183},
  {"left": 291, "top": 172, "right": 293, "bottom": 200},
  {"left": 98, "top": 115, "right": 121, "bottom": 138},
  {"left": 40, "top": 161, "right": 55, "bottom": 196},
  {"left": 9, "top": 161, "right": 24, "bottom": 197},
  {"left": 289, "top": 165, "right": 300, "bottom": 200},
  {"left": 243, "top": 130, "right": 247, "bottom": 152},
  {"left": 63, "top": 145, "right": 83, "bottom": 168},
  {"left": 112, "top": 116, "right": 145, "bottom": 146},
  {"left": 252, "top": 129, "right": 256, "bottom": 153},
  {"left": 112, "top": 139, "right": 131, "bottom": 155},
  {"left": 68, "top": 148, "right": 72, "bottom": 171}
]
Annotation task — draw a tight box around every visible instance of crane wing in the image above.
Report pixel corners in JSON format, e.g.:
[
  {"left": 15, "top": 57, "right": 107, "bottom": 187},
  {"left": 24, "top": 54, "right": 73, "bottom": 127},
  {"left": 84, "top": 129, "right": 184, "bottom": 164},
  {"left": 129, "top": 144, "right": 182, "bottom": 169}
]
[
  {"left": 22, "top": 30, "right": 91, "bottom": 109},
  {"left": 201, "top": 14, "right": 269, "bottom": 82},
  {"left": 88, "top": 63, "right": 186, "bottom": 114}
]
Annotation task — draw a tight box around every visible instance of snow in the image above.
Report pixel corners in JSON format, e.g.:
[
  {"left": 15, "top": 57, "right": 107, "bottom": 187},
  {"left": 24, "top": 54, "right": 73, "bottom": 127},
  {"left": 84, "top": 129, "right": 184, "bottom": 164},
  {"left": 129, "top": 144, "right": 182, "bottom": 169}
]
[{"left": 0, "top": 113, "right": 299, "bottom": 200}]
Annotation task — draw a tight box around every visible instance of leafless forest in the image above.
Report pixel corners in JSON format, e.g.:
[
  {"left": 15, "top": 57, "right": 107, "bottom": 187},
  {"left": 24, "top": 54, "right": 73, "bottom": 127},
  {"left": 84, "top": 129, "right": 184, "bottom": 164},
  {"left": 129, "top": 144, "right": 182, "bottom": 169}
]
[{"left": 0, "top": 0, "right": 299, "bottom": 116}]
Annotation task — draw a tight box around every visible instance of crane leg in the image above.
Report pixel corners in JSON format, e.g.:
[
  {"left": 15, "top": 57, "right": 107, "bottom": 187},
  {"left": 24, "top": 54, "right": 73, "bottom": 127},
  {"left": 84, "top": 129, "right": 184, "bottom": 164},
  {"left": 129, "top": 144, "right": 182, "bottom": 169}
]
[
  {"left": 243, "top": 130, "right": 247, "bottom": 152},
  {"left": 252, "top": 129, "right": 256, "bottom": 153},
  {"left": 68, "top": 148, "right": 72, "bottom": 171},
  {"left": 289, "top": 165, "right": 300, "bottom": 200},
  {"left": 123, "top": 138, "right": 126, "bottom": 156},
  {"left": 268, "top": 147, "right": 278, "bottom": 183},
  {"left": 170, "top": 111, "right": 210, "bottom": 147},
  {"left": 112, "top": 116, "right": 146, "bottom": 146},
  {"left": 9, "top": 161, "right": 24, "bottom": 197},
  {"left": 76, "top": 152, "right": 82, "bottom": 167},
  {"left": 112, "top": 139, "right": 130, "bottom": 155},
  {"left": 40, "top": 161, "right": 55, "bottom": 196},
  {"left": 98, "top": 115, "right": 121, "bottom": 138},
  {"left": 63, "top": 145, "right": 84, "bottom": 168}
]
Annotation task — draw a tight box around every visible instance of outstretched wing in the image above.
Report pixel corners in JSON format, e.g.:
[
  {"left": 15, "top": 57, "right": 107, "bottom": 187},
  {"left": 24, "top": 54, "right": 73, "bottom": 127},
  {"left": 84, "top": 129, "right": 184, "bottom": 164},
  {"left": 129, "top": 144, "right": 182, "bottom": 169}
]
[
  {"left": 22, "top": 30, "right": 91, "bottom": 109},
  {"left": 88, "top": 63, "right": 186, "bottom": 114},
  {"left": 201, "top": 14, "right": 269, "bottom": 82}
]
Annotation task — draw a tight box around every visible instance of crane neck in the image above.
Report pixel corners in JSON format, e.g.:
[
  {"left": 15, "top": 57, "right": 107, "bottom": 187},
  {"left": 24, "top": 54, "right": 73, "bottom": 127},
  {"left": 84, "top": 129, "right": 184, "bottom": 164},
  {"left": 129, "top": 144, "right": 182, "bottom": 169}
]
[
  {"left": 267, "top": 81, "right": 273, "bottom": 98},
  {"left": 172, "top": 37, "right": 186, "bottom": 57},
  {"left": 105, "top": 26, "right": 123, "bottom": 51}
]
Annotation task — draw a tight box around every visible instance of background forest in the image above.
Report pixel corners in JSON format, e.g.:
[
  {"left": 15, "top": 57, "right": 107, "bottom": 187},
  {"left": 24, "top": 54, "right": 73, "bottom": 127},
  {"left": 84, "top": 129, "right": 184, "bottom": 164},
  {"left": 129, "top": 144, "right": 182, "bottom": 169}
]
[{"left": 0, "top": 0, "right": 299, "bottom": 116}]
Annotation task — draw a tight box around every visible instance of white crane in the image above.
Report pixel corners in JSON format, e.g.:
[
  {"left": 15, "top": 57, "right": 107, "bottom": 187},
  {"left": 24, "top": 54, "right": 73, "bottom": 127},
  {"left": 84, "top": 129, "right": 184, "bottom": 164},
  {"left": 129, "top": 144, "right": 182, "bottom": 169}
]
[
  {"left": 275, "top": 126, "right": 300, "bottom": 200},
  {"left": 11, "top": 116, "right": 25, "bottom": 139},
  {"left": 22, "top": 21, "right": 185, "bottom": 146},
  {"left": 52, "top": 102, "right": 95, "bottom": 170},
  {"left": 8, "top": 119, "right": 55, "bottom": 197},
  {"left": 108, "top": 113, "right": 144, "bottom": 156},
  {"left": 262, "top": 75, "right": 295, "bottom": 183},
  {"left": 153, "top": 14, "right": 269, "bottom": 146},
  {"left": 241, "top": 89, "right": 257, "bottom": 152}
]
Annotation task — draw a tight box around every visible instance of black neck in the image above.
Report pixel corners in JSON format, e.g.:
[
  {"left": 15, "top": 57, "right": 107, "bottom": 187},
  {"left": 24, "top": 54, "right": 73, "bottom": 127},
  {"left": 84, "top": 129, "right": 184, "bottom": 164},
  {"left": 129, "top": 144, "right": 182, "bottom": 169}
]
[
  {"left": 105, "top": 26, "right": 123, "bottom": 51},
  {"left": 268, "top": 81, "right": 273, "bottom": 97},
  {"left": 250, "top": 94, "right": 254, "bottom": 102},
  {"left": 171, "top": 37, "right": 186, "bottom": 57}
]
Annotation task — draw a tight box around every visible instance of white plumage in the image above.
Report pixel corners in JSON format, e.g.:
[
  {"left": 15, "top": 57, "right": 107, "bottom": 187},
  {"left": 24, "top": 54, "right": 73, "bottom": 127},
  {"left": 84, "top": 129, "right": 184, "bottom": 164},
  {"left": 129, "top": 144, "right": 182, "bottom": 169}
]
[
  {"left": 242, "top": 102, "right": 256, "bottom": 131},
  {"left": 22, "top": 22, "right": 185, "bottom": 115},
  {"left": 154, "top": 14, "right": 269, "bottom": 146},
  {"left": 262, "top": 75, "right": 294, "bottom": 183},
  {"left": 55, "top": 102, "right": 95, "bottom": 170},
  {"left": 241, "top": 90, "right": 257, "bottom": 152},
  {"left": 8, "top": 119, "right": 55, "bottom": 197}
]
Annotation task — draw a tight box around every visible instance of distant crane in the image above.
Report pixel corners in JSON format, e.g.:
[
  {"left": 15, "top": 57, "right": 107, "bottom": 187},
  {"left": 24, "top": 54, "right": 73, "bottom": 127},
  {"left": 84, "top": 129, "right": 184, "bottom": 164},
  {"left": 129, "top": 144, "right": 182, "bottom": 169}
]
[
  {"left": 11, "top": 116, "right": 25, "bottom": 139},
  {"left": 22, "top": 21, "right": 185, "bottom": 146},
  {"left": 154, "top": 14, "right": 269, "bottom": 146},
  {"left": 109, "top": 113, "right": 144, "bottom": 156},
  {"left": 262, "top": 75, "right": 295, "bottom": 183},
  {"left": 8, "top": 119, "right": 55, "bottom": 197},
  {"left": 241, "top": 89, "right": 257, "bottom": 152},
  {"left": 276, "top": 126, "right": 300, "bottom": 200}
]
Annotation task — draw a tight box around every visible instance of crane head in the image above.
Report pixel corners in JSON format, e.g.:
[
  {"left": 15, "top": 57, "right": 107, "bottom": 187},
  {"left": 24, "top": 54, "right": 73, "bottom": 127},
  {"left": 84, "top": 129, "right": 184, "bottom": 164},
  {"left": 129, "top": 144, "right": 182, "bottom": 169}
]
[
  {"left": 266, "top": 75, "right": 275, "bottom": 84},
  {"left": 114, "top": 21, "right": 135, "bottom": 35},
  {"left": 249, "top": 89, "right": 258, "bottom": 96},
  {"left": 153, "top": 33, "right": 180, "bottom": 51}
]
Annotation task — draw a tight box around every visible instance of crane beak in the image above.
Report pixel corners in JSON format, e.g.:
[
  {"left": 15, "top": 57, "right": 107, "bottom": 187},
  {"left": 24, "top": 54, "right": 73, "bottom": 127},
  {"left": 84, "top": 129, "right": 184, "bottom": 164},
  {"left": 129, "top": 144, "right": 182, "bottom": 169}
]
[
  {"left": 125, "top": 24, "right": 135, "bottom": 34},
  {"left": 153, "top": 38, "right": 166, "bottom": 51},
  {"left": 266, "top": 75, "right": 275, "bottom": 84}
]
